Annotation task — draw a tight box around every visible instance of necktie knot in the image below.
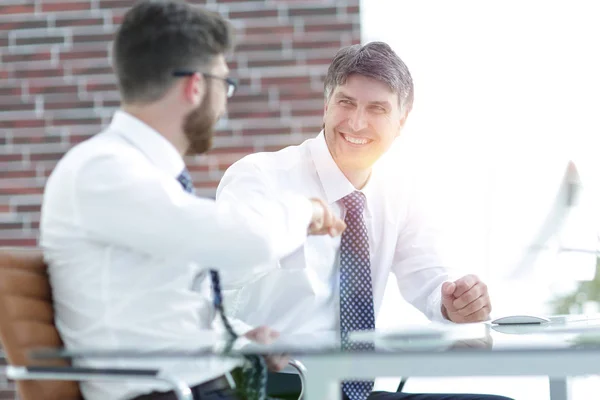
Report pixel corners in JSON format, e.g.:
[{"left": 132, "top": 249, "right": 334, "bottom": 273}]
[
  {"left": 342, "top": 191, "right": 366, "bottom": 215},
  {"left": 177, "top": 168, "right": 194, "bottom": 194}
]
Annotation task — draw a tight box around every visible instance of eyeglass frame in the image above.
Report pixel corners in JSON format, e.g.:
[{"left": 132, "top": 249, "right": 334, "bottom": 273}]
[{"left": 172, "top": 70, "right": 237, "bottom": 98}]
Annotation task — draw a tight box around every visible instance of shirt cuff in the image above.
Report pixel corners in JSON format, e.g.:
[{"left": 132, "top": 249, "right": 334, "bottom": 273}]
[{"left": 427, "top": 282, "right": 452, "bottom": 323}]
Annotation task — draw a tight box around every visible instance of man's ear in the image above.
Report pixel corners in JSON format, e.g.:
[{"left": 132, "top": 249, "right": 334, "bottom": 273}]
[
  {"left": 395, "top": 113, "right": 409, "bottom": 138},
  {"left": 183, "top": 72, "right": 205, "bottom": 105}
]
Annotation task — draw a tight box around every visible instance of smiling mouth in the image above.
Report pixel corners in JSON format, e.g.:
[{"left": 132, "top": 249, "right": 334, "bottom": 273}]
[{"left": 342, "top": 133, "right": 371, "bottom": 145}]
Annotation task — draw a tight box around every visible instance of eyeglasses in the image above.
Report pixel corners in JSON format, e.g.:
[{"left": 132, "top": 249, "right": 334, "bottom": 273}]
[{"left": 172, "top": 71, "right": 237, "bottom": 98}]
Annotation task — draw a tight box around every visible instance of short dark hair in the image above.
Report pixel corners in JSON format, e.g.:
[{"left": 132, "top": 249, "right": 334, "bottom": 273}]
[
  {"left": 324, "top": 41, "right": 414, "bottom": 116},
  {"left": 112, "top": 0, "right": 234, "bottom": 104}
]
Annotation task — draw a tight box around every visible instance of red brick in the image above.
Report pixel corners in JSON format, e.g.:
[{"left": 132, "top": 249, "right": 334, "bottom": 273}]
[
  {"left": 73, "top": 33, "right": 115, "bottom": 44},
  {"left": 29, "top": 84, "right": 78, "bottom": 95},
  {"left": 51, "top": 117, "right": 102, "bottom": 127},
  {"left": 112, "top": 14, "right": 125, "bottom": 25},
  {"left": 292, "top": 108, "right": 323, "bottom": 117},
  {"left": 244, "top": 25, "right": 294, "bottom": 35},
  {"left": 59, "top": 49, "right": 108, "bottom": 61},
  {"left": 85, "top": 82, "right": 118, "bottom": 92},
  {"left": 71, "top": 65, "right": 114, "bottom": 76},
  {"left": 0, "top": 4, "right": 35, "bottom": 14},
  {"left": 0, "top": 119, "right": 45, "bottom": 129},
  {"left": 0, "top": 187, "right": 43, "bottom": 195},
  {"left": 0, "top": 102, "right": 35, "bottom": 112},
  {"left": 2, "top": 51, "right": 52, "bottom": 63},
  {"left": 240, "top": 126, "right": 292, "bottom": 136},
  {"left": 0, "top": 19, "right": 47, "bottom": 30},
  {"left": 55, "top": 17, "right": 104, "bottom": 27},
  {"left": 45, "top": 100, "right": 95, "bottom": 110},
  {"left": 236, "top": 42, "right": 283, "bottom": 52},
  {"left": 0, "top": 222, "right": 25, "bottom": 230},
  {"left": 29, "top": 152, "right": 65, "bottom": 161},
  {"left": 279, "top": 89, "right": 324, "bottom": 101},
  {"left": 13, "top": 67, "right": 65, "bottom": 79},
  {"left": 227, "top": 109, "right": 280, "bottom": 119},
  {"left": 15, "top": 35, "right": 66, "bottom": 46},
  {"left": 0, "top": 238, "right": 37, "bottom": 246},
  {"left": 98, "top": 0, "right": 132, "bottom": 8},
  {"left": 207, "top": 146, "right": 255, "bottom": 156},
  {"left": 293, "top": 40, "right": 342, "bottom": 50},
  {"left": 3, "top": 170, "right": 36, "bottom": 179},
  {"left": 246, "top": 58, "right": 298, "bottom": 68},
  {"left": 0, "top": 154, "right": 23, "bottom": 162},
  {"left": 41, "top": 1, "right": 92, "bottom": 12},
  {"left": 69, "top": 133, "right": 95, "bottom": 144},
  {"left": 306, "top": 57, "right": 333, "bottom": 65},
  {"left": 16, "top": 204, "right": 41, "bottom": 212},
  {"left": 101, "top": 99, "right": 121, "bottom": 108},
  {"left": 0, "top": 86, "right": 21, "bottom": 96},
  {"left": 288, "top": 7, "right": 337, "bottom": 17},
  {"left": 305, "top": 22, "right": 354, "bottom": 32},
  {"left": 227, "top": 93, "right": 268, "bottom": 103},
  {"left": 229, "top": 9, "right": 278, "bottom": 19},
  {"left": 12, "top": 135, "right": 63, "bottom": 145},
  {"left": 260, "top": 76, "right": 312, "bottom": 86}
]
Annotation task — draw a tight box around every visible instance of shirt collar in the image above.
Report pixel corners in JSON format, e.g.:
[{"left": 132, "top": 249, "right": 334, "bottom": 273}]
[
  {"left": 309, "top": 131, "right": 376, "bottom": 206},
  {"left": 108, "top": 110, "right": 185, "bottom": 178}
]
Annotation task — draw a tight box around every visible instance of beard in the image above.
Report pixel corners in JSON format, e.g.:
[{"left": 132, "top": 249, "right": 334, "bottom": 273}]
[{"left": 182, "top": 88, "right": 219, "bottom": 156}]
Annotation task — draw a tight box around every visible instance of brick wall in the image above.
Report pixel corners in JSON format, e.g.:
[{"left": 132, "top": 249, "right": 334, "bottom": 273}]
[{"left": 0, "top": 0, "right": 360, "bottom": 398}]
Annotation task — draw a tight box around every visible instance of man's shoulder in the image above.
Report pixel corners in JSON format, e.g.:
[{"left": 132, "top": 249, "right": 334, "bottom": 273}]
[
  {"left": 229, "top": 137, "right": 314, "bottom": 174},
  {"left": 50, "top": 130, "right": 144, "bottom": 180}
]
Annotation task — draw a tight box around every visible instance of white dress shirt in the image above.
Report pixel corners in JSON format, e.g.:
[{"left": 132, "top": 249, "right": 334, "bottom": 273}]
[
  {"left": 40, "top": 111, "right": 314, "bottom": 400},
  {"left": 216, "top": 132, "right": 452, "bottom": 336}
]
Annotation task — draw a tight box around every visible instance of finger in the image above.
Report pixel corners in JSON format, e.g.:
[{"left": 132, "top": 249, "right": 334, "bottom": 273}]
[
  {"left": 441, "top": 281, "right": 457, "bottom": 311},
  {"left": 453, "top": 274, "right": 479, "bottom": 298},
  {"left": 266, "top": 354, "right": 289, "bottom": 372},
  {"left": 322, "top": 205, "right": 334, "bottom": 231},
  {"left": 463, "top": 305, "right": 491, "bottom": 322},
  {"left": 452, "top": 282, "right": 485, "bottom": 309},
  {"left": 329, "top": 217, "right": 346, "bottom": 236},
  {"left": 455, "top": 294, "right": 486, "bottom": 317}
]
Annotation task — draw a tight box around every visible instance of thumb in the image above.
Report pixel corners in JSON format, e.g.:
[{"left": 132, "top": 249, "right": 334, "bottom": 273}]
[{"left": 441, "top": 281, "right": 457, "bottom": 308}]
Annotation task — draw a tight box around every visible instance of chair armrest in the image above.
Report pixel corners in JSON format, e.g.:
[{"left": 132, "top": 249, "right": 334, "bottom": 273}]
[
  {"left": 287, "top": 359, "right": 306, "bottom": 400},
  {"left": 5, "top": 365, "right": 193, "bottom": 400}
]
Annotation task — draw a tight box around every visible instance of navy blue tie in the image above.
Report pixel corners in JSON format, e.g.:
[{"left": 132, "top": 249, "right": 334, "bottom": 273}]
[
  {"left": 339, "top": 191, "right": 375, "bottom": 400},
  {"left": 177, "top": 168, "right": 267, "bottom": 400}
]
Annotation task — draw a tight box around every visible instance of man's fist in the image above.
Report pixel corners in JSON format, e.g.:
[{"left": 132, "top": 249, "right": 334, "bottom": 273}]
[
  {"left": 244, "top": 326, "right": 289, "bottom": 372},
  {"left": 308, "top": 198, "right": 346, "bottom": 237},
  {"left": 441, "top": 274, "right": 491, "bottom": 323}
]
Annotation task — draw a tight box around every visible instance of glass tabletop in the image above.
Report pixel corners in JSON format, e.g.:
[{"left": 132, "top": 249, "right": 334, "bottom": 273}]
[{"left": 29, "top": 317, "right": 600, "bottom": 362}]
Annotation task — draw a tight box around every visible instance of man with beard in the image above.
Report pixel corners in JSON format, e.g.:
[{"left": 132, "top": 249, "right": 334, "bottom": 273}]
[
  {"left": 39, "top": 1, "right": 344, "bottom": 400},
  {"left": 216, "top": 42, "right": 513, "bottom": 400}
]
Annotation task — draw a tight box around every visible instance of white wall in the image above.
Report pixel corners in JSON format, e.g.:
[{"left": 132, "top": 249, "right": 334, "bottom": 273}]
[{"left": 362, "top": 0, "right": 600, "bottom": 397}]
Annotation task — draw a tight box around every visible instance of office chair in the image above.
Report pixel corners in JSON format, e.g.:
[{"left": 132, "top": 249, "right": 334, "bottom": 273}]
[
  {"left": 0, "top": 247, "right": 192, "bottom": 400},
  {"left": 0, "top": 247, "right": 307, "bottom": 400}
]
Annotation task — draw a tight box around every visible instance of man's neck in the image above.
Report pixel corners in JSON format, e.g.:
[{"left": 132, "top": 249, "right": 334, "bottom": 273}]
[
  {"left": 122, "top": 104, "right": 188, "bottom": 156},
  {"left": 340, "top": 166, "right": 372, "bottom": 190}
]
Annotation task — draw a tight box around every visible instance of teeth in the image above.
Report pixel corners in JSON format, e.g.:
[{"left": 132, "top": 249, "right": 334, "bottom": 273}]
[{"left": 343, "top": 134, "right": 368, "bottom": 145}]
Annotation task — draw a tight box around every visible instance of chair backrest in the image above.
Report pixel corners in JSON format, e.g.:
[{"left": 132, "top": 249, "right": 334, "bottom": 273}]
[{"left": 0, "top": 247, "right": 82, "bottom": 400}]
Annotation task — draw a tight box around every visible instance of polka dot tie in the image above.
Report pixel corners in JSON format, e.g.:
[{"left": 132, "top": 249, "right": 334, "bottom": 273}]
[
  {"left": 177, "top": 169, "right": 267, "bottom": 400},
  {"left": 340, "top": 191, "right": 375, "bottom": 400}
]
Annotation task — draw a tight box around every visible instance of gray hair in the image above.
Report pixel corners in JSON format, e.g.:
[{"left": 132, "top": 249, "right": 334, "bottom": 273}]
[{"left": 324, "top": 41, "right": 414, "bottom": 116}]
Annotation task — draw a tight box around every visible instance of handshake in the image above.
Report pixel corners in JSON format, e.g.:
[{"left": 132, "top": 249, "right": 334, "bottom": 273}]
[{"left": 308, "top": 198, "right": 346, "bottom": 237}]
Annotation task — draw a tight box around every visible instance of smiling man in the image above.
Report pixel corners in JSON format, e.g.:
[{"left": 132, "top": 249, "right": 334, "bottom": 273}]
[{"left": 216, "top": 42, "right": 510, "bottom": 400}]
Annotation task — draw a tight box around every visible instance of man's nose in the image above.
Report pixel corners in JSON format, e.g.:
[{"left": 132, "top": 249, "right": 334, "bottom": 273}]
[{"left": 348, "top": 108, "right": 367, "bottom": 131}]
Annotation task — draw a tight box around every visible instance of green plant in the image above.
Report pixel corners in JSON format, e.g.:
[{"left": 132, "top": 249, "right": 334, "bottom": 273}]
[{"left": 549, "top": 257, "right": 600, "bottom": 314}]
